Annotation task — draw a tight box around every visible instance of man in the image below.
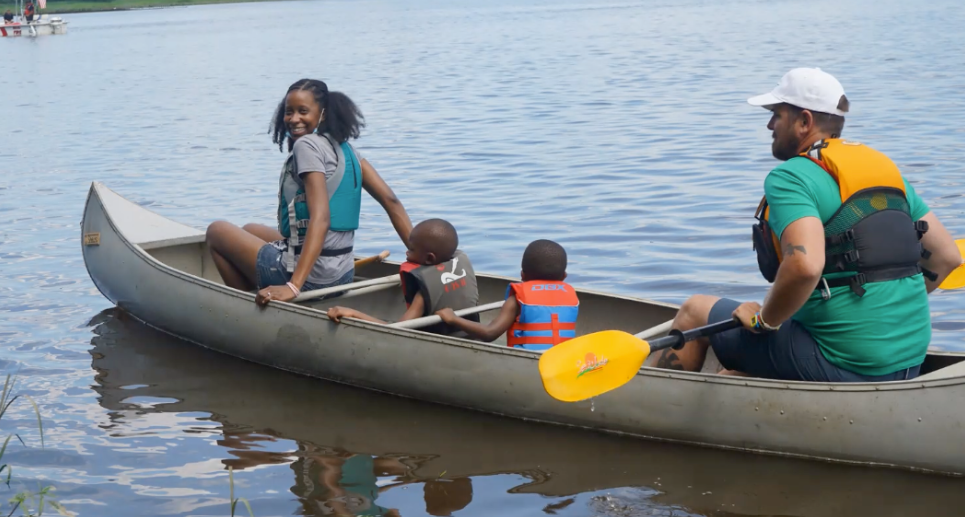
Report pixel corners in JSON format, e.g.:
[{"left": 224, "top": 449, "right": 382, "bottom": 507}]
[{"left": 650, "top": 68, "right": 962, "bottom": 382}]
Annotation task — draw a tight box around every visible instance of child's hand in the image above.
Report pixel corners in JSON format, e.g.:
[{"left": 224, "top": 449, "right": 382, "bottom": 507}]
[
  {"left": 435, "top": 308, "right": 457, "bottom": 324},
  {"left": 327, "top": 306, "right": 357, "bottom": 323}
]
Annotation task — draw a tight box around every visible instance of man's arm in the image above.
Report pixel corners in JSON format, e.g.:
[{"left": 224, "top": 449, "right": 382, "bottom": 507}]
[
  {"left": 759, "top": 216, "right": 826, "bottom": 326},
  {"left": 917, "top": 212, "right": 962, "bottom": 293},
  {"left": 437, "top": 297, "right": 519, "bottom": 342}
]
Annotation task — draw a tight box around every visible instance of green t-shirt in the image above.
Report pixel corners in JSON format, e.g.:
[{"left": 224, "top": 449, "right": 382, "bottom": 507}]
[{"left": 764, "top": 156, "right": 931, "bottom": 376}]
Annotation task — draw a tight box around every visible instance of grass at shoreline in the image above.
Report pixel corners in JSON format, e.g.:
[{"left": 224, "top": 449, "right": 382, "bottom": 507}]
[{"left": 0, "top": 0, "right": 276, "bottom": 14}]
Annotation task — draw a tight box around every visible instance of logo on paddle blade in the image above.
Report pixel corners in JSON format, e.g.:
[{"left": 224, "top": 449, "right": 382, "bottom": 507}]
[{"left": 576, "top": 352, "right": 608, "bottom": 378}]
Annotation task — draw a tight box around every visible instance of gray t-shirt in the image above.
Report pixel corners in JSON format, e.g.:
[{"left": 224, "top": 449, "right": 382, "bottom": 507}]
[{"left": 276, "top": 134, "right": 360, "bottom": 286}]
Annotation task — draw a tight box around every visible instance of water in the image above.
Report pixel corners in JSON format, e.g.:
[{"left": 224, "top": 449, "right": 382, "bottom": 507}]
[{"left": 2, "top": 0, "right": 965, "bottom": 515}]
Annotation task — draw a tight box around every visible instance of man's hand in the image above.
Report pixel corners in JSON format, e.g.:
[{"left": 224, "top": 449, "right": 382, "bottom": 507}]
[
  {"left": 435, "top": 308, "right": 457, "bottom": 325},
  {"left": 327, "top": 306, "right": 360, "bottom": 323},
  {"left": 732, "top": 301, "right": 762, "bottom": 332}
]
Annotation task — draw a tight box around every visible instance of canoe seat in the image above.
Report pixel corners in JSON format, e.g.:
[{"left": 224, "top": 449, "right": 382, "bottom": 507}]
[{"left": 915, "top": 360, "right": 965, "bottom": 381}]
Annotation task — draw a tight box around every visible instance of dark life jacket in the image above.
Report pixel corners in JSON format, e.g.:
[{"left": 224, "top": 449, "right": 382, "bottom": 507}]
[
  {"left": 752, "top": 139, "right": 933, "bottom": 298},
  {"left": 400, "top": 250, "right": 479, "bottom": 336}
]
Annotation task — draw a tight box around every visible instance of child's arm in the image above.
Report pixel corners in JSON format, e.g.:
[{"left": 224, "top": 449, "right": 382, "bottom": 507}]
[
  {"left": 436, "top": 296, "right": 520, "bottom": 342},
  {"left": 328, "top": 293, "right": 427, "bottom": 324}
]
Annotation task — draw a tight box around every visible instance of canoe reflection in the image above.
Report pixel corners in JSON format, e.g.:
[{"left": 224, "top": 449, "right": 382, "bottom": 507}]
[{"left": 88, "top": 308, "right": 965, "bottom": 517}]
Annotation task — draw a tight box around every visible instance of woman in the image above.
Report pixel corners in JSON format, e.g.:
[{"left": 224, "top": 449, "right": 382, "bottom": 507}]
[{"left": 206, "top": 79, "right": 412, "bottom": 306}]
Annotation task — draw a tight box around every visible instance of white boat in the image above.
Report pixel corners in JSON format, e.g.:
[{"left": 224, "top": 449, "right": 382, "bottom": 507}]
[{"left": 2, "top": 0, "right": 67, "bottom": 38}]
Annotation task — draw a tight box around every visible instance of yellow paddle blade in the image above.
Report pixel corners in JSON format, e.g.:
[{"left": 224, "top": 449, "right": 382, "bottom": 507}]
[
  {"left": 538, "top": 331, "right": 651, "bottom": 402},
  {"left": 939, "top": 240, "right": 965, "bottom": 290}
]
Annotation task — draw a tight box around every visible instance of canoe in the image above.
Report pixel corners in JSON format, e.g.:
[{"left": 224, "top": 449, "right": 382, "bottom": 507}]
[
  {"left": 81, "top": 181, "right": 965, "bottom": 476},
  {"left": 87, "top": 310, "right": 965, "bottom": 516}
]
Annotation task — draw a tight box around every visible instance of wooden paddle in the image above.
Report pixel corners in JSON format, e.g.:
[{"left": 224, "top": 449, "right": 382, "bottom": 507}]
[
  {"left": 539, "top": 318, "right": 741, "bottom": 402},
  {"left": 354, "top": 250, "right": 391, "bottom": 268},
  {"left": 938, "top": 239, "right": 965, "bottom": 290}
]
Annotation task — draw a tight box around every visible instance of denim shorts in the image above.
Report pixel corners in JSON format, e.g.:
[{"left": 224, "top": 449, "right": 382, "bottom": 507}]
[
  {"left": 708, "top": 298, "right": 920, "bottom": 382},
  {"left": 255, "top": 244, "right": 354, "bottom": 297}
]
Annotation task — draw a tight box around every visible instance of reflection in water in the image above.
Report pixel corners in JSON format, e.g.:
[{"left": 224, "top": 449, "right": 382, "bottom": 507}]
[{"left": 86, "top": 309, "right": 965, "bottom": 517}]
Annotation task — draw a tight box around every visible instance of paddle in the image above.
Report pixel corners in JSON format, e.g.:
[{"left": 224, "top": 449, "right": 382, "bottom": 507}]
[
  {"left": 538, "top": 318, "right": 741, "bottom": 402},
  {"left": 354, "top": 250, "right": 391, "bottom": 268},
  {"left": 938, "top": 239, "right": 965, "bottom": 290}
]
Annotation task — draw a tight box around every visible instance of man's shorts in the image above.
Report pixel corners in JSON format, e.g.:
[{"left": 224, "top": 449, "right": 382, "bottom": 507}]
[{"left": 708, "top": 298, "right": 920, "bottom": 382}]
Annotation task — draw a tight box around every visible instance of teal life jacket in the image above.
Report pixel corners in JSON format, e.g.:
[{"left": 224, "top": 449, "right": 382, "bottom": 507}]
[{"left": 277, "top": 134, "right": 363, "bottom": 272}]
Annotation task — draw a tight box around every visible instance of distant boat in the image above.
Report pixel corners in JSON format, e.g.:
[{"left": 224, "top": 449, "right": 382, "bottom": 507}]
[{"left": 2, "top": 0, "right": 68, "bottom": 38}]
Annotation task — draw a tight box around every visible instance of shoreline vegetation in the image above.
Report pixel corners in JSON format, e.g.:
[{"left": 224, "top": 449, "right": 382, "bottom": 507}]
[{"left": 0, "top": 0, "right": 273, "bottom": 14}]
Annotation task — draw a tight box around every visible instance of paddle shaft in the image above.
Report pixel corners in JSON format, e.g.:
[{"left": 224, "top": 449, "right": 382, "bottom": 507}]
[
  {"left": 646, "top": 318, "right": 742, "bottom": 352},
  {"left": 354, "top": 250, "right": 391, "bottom": 268}
]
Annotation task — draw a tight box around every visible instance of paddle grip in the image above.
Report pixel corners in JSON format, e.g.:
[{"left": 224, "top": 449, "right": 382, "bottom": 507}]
[{"left": 648, "top": 318, "right": 742, "bottom": 352}]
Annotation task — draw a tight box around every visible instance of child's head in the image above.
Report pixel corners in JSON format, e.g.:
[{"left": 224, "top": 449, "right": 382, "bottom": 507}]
[
  {"left": 406, "top": 219, "right": 459, "bottom": 265},
  {"left": 269, "top": 79, "right": 366, "bottom": 152},
  {"left": 521, "top": 239, "right": 567, "bottom": 281}
]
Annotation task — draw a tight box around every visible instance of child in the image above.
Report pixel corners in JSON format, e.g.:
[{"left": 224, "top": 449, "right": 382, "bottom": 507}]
[
  {"left": 436, "top": 239, "right": 578, "bottom": 350},
  {"left": 327, "top": 218, "right": 479, "bottom": 336}
]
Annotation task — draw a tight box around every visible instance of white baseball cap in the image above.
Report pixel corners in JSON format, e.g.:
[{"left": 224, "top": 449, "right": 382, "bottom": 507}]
[{"left": 748, "top": 68, "right": 848, "bottom": 116}]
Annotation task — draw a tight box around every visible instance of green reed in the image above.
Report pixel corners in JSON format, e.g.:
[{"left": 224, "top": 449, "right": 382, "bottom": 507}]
[{"left": 0, "top": 374, "right": 67, "bottom": 517}]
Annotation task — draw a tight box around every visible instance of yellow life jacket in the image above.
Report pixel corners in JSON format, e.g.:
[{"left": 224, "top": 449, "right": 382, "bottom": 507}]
[{"left": 751, "top": 139, "right": 932, "bottom": 298}]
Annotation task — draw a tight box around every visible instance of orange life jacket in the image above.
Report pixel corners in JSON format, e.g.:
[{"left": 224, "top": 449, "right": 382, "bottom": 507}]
[
  {"left": 752, "top": 139, "right": 931, "bottom": 298},
  {"left": 506, "top": 280, "right": 579, "bottom": 351}
]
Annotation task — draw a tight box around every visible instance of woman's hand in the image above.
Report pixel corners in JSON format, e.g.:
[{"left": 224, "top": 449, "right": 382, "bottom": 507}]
[{"left": 256, "top": 285, "right": 297, "bottom": 306}]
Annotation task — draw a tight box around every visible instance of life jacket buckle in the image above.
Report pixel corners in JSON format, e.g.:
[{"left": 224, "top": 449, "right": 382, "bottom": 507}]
[
  {"left": 850, "top": 273, "right": 868, "bottom": 297},
  {"left": 844, "top": 250, "right": 861, "bottom": 263},
  {"left": 915, "top": 220, "right": 929, "bottom": 239},
  {"left": 818, "top": 277, "right": 832, "bottom": 301}
]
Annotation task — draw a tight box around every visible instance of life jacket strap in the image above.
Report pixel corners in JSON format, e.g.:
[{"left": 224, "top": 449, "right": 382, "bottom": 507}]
[
  {"left": 818, "top": 265, "right": 922, "bottom": 298},
  {"left": 508, "top": 313, "right": 575, "bottom": 348},
  {"left": 320, "top": 246, "right": 353, "bottom": 257}
]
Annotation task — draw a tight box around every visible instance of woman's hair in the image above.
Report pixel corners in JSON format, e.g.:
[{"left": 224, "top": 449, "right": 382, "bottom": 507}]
[{"left": 269, "top": 78, "right": 365, "bottom": 151}]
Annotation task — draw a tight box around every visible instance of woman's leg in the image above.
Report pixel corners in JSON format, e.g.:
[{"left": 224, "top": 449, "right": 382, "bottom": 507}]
[
  {"left": 205, "top": 221, "right": 267, "bottom": 291},
  {"left": 242, "top": 223, "right": 283, "bottom": 243}
]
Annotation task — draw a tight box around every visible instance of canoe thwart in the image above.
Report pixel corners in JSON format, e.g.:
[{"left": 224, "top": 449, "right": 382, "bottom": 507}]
[
  {"left": 635, "top": 319, "right": 674, "bottom": 340},
  {"left": 390, "top": 301, "right": 506, "bottom": 330},
  {"left": 295, "top": 275, "right": 400, "bottom": 303}
]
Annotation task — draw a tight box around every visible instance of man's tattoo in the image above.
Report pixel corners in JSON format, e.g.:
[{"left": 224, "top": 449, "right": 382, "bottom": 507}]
[
  {"left": 655, "top": 350, "right": 685, "bottom": 371},
  {"left": 783, "top": 243, "right": 807, "bottom": 256}
]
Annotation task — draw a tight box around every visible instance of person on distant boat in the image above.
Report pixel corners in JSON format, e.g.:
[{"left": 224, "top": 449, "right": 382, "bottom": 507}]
[
  {"left": 24, "top": 1, "right": 35, "bottom": 22},
  {"left": 3, "top": 10, "right": 15, "bottom": 23},
  {"left": 327, "top": 218, "right": 480, "bottom": 336},
  {"left": 436, "top": 239, "right": 579, "bottom": 350},
  {"left": 649, "top": 68, "right": 963, "bottom": 382},
  {"left": 205, "top": 79, "right": 413, "bottom": 306}
]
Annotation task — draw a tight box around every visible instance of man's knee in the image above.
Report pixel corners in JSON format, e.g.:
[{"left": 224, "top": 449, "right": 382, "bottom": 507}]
[{"left": 675, "top": 294, "right": 719, "bottom": 329}]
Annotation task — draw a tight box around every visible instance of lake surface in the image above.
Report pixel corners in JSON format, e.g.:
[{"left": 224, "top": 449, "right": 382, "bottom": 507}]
[{"left": 2, "top": 0, "right": 965, "bottom": 515}]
